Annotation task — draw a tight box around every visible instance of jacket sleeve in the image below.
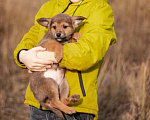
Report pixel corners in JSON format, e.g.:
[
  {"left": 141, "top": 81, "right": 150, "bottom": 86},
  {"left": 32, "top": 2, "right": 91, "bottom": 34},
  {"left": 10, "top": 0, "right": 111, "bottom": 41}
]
[
  {"left": 59, "top": 2, "right": 117, "bottom": 71},
  {"left": 13, "top": 4, "right": 46, "bottom": 68}
]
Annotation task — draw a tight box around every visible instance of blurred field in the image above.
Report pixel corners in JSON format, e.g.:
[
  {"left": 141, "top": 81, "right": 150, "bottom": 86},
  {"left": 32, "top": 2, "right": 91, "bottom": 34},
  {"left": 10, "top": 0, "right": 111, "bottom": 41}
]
[{"left": 0, "top": 0, "right": 149, "bottom": 120}]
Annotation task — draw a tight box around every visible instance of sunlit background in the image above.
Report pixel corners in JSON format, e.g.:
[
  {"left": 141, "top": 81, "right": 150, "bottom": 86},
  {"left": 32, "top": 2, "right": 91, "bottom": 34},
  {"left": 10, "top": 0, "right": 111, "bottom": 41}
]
[{"left": 0, "top": 0, "right": 149, "bottom": 119}]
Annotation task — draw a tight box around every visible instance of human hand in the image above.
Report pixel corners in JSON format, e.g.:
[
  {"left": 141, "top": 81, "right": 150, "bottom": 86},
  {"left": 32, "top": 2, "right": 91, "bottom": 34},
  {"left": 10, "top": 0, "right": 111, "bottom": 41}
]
[
  {"left": 19, "top": 46, "right": 54, "bottom": 72},
  {"left": 36, "top": 51, "right": 58, "bottom": 63}
]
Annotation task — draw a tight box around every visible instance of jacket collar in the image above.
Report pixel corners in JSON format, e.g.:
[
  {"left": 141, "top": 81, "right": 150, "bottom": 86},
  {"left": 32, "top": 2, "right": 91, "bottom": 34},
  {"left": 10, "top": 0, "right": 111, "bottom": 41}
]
[
  {"left": 57, "top": 0, "right": 108, "bottom": 6},
  {"left": 57, "top": 0, "right": 91, "bottom": 6}
]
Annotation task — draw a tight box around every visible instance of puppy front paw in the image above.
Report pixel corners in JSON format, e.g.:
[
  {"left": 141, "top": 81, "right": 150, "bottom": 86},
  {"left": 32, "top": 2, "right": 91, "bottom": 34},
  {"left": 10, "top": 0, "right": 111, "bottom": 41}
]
[
  {"left": 54, "top": 43, "right": 63, "bottom": 63},
  {"left": 71, "top": 33, "right": 82, "bottom": 43},
  {"left": 55, "top": 54, "right": 63, "bottom": 63},
  {"left": 54, "top": 51, "right": 63, "bottom": 63}
]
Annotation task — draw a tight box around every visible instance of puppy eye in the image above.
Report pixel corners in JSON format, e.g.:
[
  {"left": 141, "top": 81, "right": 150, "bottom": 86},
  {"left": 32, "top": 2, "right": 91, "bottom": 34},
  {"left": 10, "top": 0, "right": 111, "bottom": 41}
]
[
  {"left": 63, "top": 25, "right": 67, "bottom": 29},
  {"left": 53, "top": 26, "right": 56, "bottom": 29}
]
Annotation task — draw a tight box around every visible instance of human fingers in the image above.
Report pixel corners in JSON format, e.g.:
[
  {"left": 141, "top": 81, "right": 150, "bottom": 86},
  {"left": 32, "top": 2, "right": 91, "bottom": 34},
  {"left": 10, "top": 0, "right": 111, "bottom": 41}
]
[
  {"left": 30, "top": 61, "right": 52, "bottom": 67},
  {"left": 29, "top": 64, "right": 52, "bottom": 69},
  {"left": 34, "top": 58, "right": 54, "bottom": 65},
  {"left": 36, "top": 51, "right": 57, "bottom": 63},
  {"left": 31, "top": 46, "right": 46, "bottom": 52},
  {"left": 28, "top": 66, "right": 48, "bottom": 72},
  {"left": 29, "top": 68, "right": 47, "bottom": 72},
  {"left": 27, "top": 61, "right": 52, "bottom": 71},
  {"left": 28, "top": 70, "right": 32, "bottom": 73}
]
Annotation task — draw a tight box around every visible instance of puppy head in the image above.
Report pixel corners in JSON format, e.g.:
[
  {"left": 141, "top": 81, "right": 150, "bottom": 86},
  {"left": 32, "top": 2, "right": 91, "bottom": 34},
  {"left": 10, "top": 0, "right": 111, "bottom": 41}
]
[{"left": 37, "top": 13, "right": 86, "bottom": 43}]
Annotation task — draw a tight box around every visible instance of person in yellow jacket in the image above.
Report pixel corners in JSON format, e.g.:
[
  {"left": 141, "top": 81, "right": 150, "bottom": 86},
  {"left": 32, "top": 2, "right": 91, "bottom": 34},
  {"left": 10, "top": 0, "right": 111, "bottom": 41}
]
[{"left": 14, "top": 0, "right": 117, "bottom": 119}]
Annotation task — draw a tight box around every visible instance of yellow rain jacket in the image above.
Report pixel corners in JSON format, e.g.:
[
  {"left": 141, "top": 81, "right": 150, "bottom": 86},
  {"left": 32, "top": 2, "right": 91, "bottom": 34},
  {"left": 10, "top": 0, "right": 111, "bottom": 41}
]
[{"left": 14, "top": 0, "right": 116, "bottom": 119}]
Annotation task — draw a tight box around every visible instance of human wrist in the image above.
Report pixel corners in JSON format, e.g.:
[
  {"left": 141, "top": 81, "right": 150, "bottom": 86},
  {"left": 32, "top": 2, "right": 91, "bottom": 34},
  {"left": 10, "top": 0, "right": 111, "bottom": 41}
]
[{"left": 17, "top": 49, "right": 28, "bottom": 64}]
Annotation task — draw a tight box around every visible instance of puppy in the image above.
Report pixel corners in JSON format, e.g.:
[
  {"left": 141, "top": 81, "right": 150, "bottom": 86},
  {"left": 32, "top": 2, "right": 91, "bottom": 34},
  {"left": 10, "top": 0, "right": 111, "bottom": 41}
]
[{"left": 29, "top": 13, "right": 86, "bottom": 120}]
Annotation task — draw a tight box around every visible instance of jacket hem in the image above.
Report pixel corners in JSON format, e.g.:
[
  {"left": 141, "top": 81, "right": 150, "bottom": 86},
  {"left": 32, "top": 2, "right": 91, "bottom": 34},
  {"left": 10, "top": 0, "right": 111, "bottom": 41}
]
[{"left": 24, "top": 100, "right": 98, "bottom": 119}]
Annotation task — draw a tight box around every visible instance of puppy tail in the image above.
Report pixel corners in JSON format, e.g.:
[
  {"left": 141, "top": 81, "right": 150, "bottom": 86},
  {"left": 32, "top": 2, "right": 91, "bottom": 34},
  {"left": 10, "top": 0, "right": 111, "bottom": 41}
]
[
  {"left": 52, "top": 108, "right": 66, "bottom": 120},
  {"left": 39, "top": 103, "right": 65, "bottom": 120}
]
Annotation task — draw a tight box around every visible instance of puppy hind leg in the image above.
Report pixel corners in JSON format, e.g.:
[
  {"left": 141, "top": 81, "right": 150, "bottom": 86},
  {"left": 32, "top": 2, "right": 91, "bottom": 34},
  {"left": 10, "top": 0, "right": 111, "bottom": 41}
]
[
  {"left": 59, "top": 77, "right": 70, "bottom": 105},
  {"left": 50, "top": 98, "right": 76, "bottom": 114},
  {"left": 59, "top": 78, "right": 80, "bottom": 105},
  {"left": 36, "top": 78, "right": 60, "bottom": 110},
  {"left": 41, "top": 79, "right": 75, "bottom": 114}
]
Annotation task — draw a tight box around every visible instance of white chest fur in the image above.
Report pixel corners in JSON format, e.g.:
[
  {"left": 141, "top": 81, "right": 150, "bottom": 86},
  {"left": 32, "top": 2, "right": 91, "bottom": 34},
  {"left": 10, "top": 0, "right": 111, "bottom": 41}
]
[{"left": 44, "top": 69, "right": 64, "bottom": 85}]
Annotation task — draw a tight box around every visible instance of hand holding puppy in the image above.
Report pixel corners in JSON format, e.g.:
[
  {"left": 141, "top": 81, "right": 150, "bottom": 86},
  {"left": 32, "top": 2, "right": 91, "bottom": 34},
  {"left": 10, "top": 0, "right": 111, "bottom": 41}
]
[{"left": 19, "top": 46, "right": 55, "bottom": 72}]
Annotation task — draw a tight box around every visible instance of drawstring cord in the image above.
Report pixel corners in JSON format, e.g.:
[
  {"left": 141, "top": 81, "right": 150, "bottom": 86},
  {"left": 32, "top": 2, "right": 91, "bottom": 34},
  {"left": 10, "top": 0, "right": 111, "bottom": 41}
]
[
  {"left": 72, "top": 0, "right": 83, "bottom": 16},
  {"left": 62, "top": 1, "right": 73, "bottom": 13},
  {"left": 62, "top": 0, "right": 83, "bottom": 16}
]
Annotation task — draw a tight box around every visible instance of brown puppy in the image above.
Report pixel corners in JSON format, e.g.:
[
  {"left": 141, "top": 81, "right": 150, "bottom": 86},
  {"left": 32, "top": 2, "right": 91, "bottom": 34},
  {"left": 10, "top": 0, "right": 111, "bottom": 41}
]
[{"left": 29, "top": 13, "right": 86, "bottom": 120}]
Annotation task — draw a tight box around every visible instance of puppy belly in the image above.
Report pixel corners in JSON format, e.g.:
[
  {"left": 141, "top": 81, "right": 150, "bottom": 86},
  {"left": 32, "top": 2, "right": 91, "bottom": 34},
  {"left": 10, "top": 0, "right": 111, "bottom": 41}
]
[
  {"left": 44, "top": 69, "right": 57, "bottom": 80},
  {"left": 44, "top": 69, "right": 64, "bottom": 85}
]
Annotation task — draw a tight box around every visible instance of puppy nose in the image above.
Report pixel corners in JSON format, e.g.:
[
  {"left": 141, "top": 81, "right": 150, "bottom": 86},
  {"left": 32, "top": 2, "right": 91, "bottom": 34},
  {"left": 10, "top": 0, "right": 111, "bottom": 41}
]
[{"left": 56, "top": 33, "right": 61, "bottom": 37}]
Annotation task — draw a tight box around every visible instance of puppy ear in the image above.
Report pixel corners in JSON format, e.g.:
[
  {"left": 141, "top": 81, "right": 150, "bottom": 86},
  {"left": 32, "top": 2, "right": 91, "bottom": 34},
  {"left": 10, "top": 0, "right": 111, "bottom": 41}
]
[
  {"left": 37, "top": 18, "right": 52, "bottom": 28},
  {"left": 72, "top": 16, "right": 87, "bottom": 28}
]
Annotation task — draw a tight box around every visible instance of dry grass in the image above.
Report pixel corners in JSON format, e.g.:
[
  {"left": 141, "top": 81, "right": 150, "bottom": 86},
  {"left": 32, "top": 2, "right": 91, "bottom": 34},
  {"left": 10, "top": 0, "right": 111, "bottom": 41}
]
[
  {"left": 98, "top": 0, "right": 150, "bottom": 119},
  {"left": 0, "top": 0, "right": 149, "bottom": 120}
]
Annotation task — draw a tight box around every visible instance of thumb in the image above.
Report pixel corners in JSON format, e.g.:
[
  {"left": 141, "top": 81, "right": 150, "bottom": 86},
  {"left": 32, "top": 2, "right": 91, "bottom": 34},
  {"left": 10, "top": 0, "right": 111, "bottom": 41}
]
[
  {"left": 32, "top": 46, "right": 46, "bottom": 52},
  {"left": 28, "top": 70, "right": 33, "bottom": 73}
]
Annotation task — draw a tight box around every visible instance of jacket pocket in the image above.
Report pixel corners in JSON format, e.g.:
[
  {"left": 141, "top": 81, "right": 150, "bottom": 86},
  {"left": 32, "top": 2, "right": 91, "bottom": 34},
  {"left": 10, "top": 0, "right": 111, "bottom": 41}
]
[{"left": 77, "top": 71, "right": 86, "bottom": 97}]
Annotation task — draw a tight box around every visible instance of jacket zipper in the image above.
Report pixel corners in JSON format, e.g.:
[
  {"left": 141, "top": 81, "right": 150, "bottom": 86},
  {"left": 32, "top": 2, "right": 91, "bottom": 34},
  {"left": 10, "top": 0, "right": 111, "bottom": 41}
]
[{"left": 78, "top": 71, "right": 86, "bottom": 97}]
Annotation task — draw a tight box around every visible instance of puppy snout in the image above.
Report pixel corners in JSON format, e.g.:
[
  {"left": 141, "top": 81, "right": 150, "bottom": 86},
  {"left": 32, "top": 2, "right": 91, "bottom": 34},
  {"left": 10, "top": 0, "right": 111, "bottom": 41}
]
[{"left": 56, "top": 33, "right": 61, "bottom": 37}]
